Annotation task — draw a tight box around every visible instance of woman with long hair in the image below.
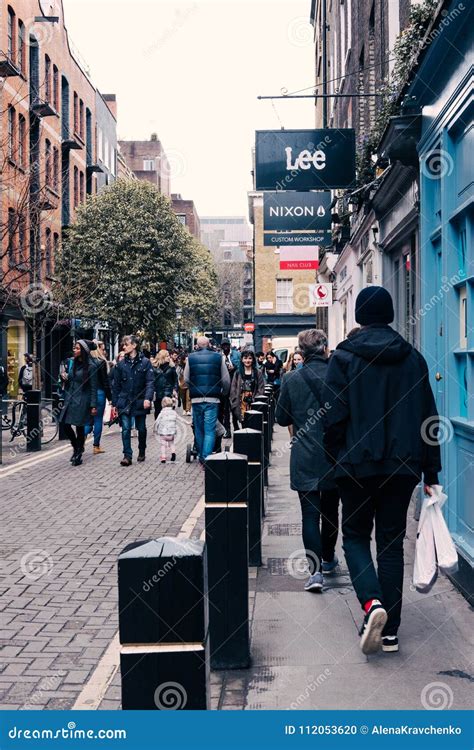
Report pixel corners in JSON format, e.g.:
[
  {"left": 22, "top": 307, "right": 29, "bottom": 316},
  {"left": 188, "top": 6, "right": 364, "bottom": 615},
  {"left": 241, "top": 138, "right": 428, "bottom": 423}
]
[
  {"left": 151, "top": 349, "right": 178, "bottom": 419},
  {"left": 176, "top": 352, "right": 191, "bottom": 416},
  {"left": 230, "top": 349, "right": 265, "bottom": 426},
  {"left": 59, "top": 340, "right": 97, "bottom": 466},
  {"left": 84, "top": 340, "right": 112, "bottom": 454}
]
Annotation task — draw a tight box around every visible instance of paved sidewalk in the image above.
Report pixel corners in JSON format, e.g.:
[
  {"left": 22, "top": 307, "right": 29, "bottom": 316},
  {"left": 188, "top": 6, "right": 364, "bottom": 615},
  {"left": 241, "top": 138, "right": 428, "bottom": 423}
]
[
  {"left": 235, "top": 425, "right": 473, "bottom": 710},
  {"left": 0, "top": 416, "right": 205, "bottom": 709}
]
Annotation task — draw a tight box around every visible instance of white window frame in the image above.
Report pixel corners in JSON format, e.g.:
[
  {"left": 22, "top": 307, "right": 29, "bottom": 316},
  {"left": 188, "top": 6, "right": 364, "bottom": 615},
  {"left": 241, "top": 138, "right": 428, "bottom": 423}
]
[
  {"left": 143, "top": 159, "right": 156, "bottom": 171},
  {"left": 276, "top": 279, "right": 293, "bottom": 313}
]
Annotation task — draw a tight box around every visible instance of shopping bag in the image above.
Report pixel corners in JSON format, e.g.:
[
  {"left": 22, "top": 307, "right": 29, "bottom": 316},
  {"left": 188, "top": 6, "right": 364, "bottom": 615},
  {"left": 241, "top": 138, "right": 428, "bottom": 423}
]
[
  {"left": 413, "top": 485, "right": 458, "bottom": 593},
  {"left": 103, "top": 402, "right": 112, "bottom": 425}
]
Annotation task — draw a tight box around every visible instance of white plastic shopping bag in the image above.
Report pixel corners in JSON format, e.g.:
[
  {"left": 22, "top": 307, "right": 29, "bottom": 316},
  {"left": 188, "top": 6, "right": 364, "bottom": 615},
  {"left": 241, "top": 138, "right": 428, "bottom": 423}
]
[{"left": 413, "top": 485, "right": 458, "bottom": 593}]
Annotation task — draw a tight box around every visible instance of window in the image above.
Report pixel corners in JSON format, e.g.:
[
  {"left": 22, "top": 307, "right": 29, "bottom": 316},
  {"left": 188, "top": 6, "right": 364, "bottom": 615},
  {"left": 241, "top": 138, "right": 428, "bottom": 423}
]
[
  {"left": 45, "top": 228, "right": 52, "bottom": 276},
  {"left": 18, "top": 21, "right": 25, "bottom": 73},
  {"left": 45, "top": 139, "right": 52, "bottom": 185},
  {"left": 143, "top": 159, "right": 155, "bottom": 171},
  {"left": 53, "top": 232, "right": 59, "bottom": 269},
  {"left": 79, "top": 99, "right": 84, "bottom": 139},
  {"left": 276, "top": 279, "right": 293, "bottom": 313},
  {"left": 79, "top": 171, "right": 84, "bottom": 203},
  {"left": 73, "top": 92, "right": 79, "bottom": 134},
  {"left": 8, "top": 209, "right": 16, "bottom": 265},
  {"left": 111, "top": 147, "right": 116, "bottom": 176},
  {"left": 18, "top": 115, "right": 26, "bottom": 168},
  {"left": 104, "top": 138, "right": 109, "bottom": 169},
  {"left": 8, "top": 106, "right": 16, "bottom": 160},
  {"left": 8, "top": 7, "right": 16, "bottom": 61},
  {"left": 73, "top": 166, "right": 79, "bottom": 207},
  {"left": 98, "top": 128, "right": 103, "bottom": 162},
  {"left": 53, "top": 65, "right": 59, "bottom": 110},
  {"left": 45, "top": 55, "right": 51, "bottom": 102},
  {"left": 18, "top": 214, "right": 26, "bottom": 264},
  {"left": 176, "top": 214, "right": 186, "bottom": 226},
  {"left": 53, "top": 146, "right": 59, "bottom": 190}
]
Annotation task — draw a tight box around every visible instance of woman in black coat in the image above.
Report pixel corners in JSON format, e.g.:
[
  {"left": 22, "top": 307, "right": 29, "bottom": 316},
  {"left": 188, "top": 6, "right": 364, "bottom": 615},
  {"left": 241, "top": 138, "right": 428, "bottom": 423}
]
[
  {"left": 230, "top": 350, "right": 265, "bottom": 425},
  {"left": 59, "top": 340, "right": 97, "bottom": 466},
  {"left": 151, "top": 350, "right": 178, "bottom": 419}
]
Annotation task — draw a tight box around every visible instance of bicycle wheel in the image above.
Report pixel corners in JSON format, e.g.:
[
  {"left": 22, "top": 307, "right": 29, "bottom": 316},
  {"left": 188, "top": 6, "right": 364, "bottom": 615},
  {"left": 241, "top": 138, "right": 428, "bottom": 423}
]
[{"left": 40, "top": 406, "right": 59, "bottom": 445}]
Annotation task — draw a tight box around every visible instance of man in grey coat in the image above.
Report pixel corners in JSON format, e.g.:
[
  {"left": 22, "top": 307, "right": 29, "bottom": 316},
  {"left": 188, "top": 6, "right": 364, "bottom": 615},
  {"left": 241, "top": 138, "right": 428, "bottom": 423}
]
[{"left": 276, "top": 329, "right": 339, "bottom": 592}]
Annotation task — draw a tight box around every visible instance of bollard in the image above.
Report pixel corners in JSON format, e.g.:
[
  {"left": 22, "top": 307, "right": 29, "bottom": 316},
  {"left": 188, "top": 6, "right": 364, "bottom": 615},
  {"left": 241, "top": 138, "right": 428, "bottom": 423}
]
[
  {"left": 25, "top": 390, "right": 41, "bottom": 452},
  {"left": 205, "top": 452, "right": 250, "bottom": 669},
  {"left": 252, "top": 401, "right": 270, "bottom": 486},
  {"left": 52, "top": 391, "right": 68, "bottom": 440},
  {"left": 243, "top": 410, "right": 266, "bottom": 516},
  {"left": 233, "top": 429, "right": 263, "bottom": 567},
  {"left": 118, "top": 536, "right": 210, "bottom": 710}
]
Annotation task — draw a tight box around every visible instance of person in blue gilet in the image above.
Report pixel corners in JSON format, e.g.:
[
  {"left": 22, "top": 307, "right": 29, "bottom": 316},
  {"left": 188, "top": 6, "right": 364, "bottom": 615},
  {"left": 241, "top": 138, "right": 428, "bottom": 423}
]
[{"left": 184, "top": 336, "right": 230, "bottom": 467}]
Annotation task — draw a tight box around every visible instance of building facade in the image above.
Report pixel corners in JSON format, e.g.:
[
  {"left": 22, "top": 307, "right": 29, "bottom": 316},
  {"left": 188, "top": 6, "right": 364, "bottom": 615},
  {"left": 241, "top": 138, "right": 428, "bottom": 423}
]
[
  {"left": 200, "top": 216, "right": 253, "bottom": 338},
  {"left": 0, "top": 0, "right": 117, "bottom": 397},
  {"left": 171, "top": 194, "right": 201, "bottom": 239},
  {"left": 118, "top": 135, "right": 170, "bottom": 197}
]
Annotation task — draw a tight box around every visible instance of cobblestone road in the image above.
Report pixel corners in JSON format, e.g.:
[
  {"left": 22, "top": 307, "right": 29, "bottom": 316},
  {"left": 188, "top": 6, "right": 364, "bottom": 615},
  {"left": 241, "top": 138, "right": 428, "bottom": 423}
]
[{"left": 0, "top": 420, "right": 204, "bottom": 709}]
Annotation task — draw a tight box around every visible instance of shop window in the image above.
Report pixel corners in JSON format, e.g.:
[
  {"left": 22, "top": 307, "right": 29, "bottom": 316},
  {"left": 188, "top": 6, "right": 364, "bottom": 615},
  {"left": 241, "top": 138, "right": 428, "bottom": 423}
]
[{"left": 7, "top": 321, "right": 27, "bottom": 398}]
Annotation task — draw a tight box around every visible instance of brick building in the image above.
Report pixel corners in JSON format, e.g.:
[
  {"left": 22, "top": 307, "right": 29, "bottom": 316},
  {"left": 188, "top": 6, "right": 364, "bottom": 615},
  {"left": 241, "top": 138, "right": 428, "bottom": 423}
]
[
  {"left": 0, "top": 0, "right": 117, "bottom": 396},
  {"left": 171, "top": 194, "right": 200, "bottom": 239},
  {"left": 118, "top": 135, "right": 170, "bottom": 197}
]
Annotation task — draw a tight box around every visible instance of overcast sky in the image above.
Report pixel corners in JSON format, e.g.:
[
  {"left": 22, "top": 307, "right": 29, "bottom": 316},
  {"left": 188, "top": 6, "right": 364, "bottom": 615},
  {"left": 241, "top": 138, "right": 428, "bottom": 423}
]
[{"left": 62, "top": 0, "right": 315, "bottom": 217}]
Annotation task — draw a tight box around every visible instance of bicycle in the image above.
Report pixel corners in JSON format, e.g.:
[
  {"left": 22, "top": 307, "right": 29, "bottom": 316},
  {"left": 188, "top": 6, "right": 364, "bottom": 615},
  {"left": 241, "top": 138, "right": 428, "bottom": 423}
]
[{"left": 1, "top": 396, "right": 59, "bottom": 445}]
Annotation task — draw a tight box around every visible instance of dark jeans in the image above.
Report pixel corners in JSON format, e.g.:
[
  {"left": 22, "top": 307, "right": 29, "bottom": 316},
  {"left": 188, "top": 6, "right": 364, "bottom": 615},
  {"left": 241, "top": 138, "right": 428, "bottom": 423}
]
[
  {"left": 84, "top": 388, "right": 106, "bottom": 446},
  {"left": 121, "top": 413, "right": 147, "bottom": 458},
  {"left": 64, "top": 424, "right": 85, "bottom": 454},
  {"left": 219, "top": 395, "right": 238, "bottom": 433},
  {"left": 338, "top": 475, "right": 418, "bottom": 636},
  {"left": 298, "top": 488, "right": 340, "bottom": 574},
  {"left": 192, "top": 401, "right": 218, "bottom": 463}
]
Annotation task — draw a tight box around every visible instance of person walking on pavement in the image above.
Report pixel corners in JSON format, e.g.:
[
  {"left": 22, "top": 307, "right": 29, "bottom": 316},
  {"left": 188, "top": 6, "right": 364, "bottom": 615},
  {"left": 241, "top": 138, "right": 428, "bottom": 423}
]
[
  {"left": 151, "top": 350, "right": 178, "bottom": 419},
  {"left": 263, "top": 351, "right": 283, "bottom": 401},
  {"left": 230, "top": 349, "right": 265, "bottom": 426},
  {"left": 59, "top": 340, "right": 98, "bottom": 466},
  {"left": 184, "top": 335, "right": 230, "bottom": 467},
  {"left": 276, "top": 330, "right": 339, "bottom": 593},
  {"left": 154, "top": 396, "right": 177, "bottom": 463},
  {"left": 256, "top": 352, "right": 266, "bottom": 371},
  {"left": 111, "top": 335, "right": 154, "bottom": 466},
  {"left": 176, "top": 353, "right": 191, "bottom": 415},
  {"left": 84, "top": 340, "right": 112, "bottom": 455},
  {"left": 18, "top": 353, "right": 34, "bottom": 394},
  {"left": 322, "top": 286, "right": 441, "bottom": 655},
  {"left": 220, "top": 339, "right": 240, "bottom": 437}
]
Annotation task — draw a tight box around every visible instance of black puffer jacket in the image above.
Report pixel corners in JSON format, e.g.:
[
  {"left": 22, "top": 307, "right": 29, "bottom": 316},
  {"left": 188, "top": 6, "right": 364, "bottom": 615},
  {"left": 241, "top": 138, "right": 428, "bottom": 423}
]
[
  {"left": 153, "top": 363, "right": 178, "bottom": 402},
  {"left": 322, "top": 325, "right": 441, "bottom": 484}
]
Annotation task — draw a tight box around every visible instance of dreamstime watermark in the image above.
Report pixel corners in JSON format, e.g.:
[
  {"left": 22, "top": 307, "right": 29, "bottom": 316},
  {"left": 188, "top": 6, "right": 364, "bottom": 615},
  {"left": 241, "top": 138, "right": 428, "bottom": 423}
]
[
  {"left": 287, "top": 16, "right": 313, "bottom": 48},
  {"left": 143, "top": 4, "right": 198, "bottom": 58},
  {"left": 20, "top": 283, "right": 54, "bottom": 316},
  {"left": 21, "top": 672, "right": 65, "bottom": 710},
  {"left": 275, "top": 136, "right": 333, "bottom": 192},
  {"left": 153, "top": 412, "right": 190, "bottom": 457},
  {"left": 421, "top": 148, "right": 454, "bottom": 180},
  {"left": 421, "top": 681, "right": 454, "bottom": 710},
  {"left": 287, "top": 548, "right": 320, "bottom": 579},
  {"left": 154, "top": 681, "right": 188, "bottom": 710},
  {"left": 275, "top": 403, "right": 332, "bottom": 460},
  {"left": 419, "top": 3, "right": 465, "bottom": 52},
  {"left": 24, "top": 16, "right": 56, "bottom": 47},
  {"left": 420, "top": 415, "right": 454, "bottom": 446},
  {"left": 20, "top": 549, "right": 53, "bottom": 581},
  {"left": 288, "top": 669, "right": 332, "bottom": 709},
  {"left": 408, "top": 270, "right": 466, "bottom": 325},
  {"left": 141, "top": 277, "right": 193, "bottom": 331},
  {"left": 161, "top": 148, "right": 188, "bottom": 180}
]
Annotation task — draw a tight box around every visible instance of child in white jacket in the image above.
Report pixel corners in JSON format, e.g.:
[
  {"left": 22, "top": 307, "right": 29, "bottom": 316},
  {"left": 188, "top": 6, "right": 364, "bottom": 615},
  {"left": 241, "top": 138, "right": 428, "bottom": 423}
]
[{"left": 154, "top": 397, "right": 177, "bottom": 463}]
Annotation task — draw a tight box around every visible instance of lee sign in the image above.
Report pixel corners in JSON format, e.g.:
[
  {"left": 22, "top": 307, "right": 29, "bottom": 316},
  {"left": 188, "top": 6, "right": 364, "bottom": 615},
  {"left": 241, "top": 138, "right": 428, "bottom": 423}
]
[
  {"left": 310, "top": 283, "right": 333, "bottom": 307},
  {"left": 255, "top": 129, "right": 356, "bottom": 191}
]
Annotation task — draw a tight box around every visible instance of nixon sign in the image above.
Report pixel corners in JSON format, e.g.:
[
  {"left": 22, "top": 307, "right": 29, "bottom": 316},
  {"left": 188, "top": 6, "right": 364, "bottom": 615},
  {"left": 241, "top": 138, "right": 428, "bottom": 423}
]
[
  {"left": 255, "top": 129, "right": 356, "bottom": 191},
  {"left": 263, "top": 192, "right": 332, "bottom": 231}
]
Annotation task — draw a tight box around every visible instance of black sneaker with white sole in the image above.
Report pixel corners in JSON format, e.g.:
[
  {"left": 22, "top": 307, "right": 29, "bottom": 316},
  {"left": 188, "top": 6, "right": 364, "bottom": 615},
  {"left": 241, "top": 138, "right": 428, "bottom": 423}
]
[
  {"left": 382, "top": 635, "right": 399, "bottom": 652},
  {"left": 359, "top": 600, "right": 388, "bottom": 655}
]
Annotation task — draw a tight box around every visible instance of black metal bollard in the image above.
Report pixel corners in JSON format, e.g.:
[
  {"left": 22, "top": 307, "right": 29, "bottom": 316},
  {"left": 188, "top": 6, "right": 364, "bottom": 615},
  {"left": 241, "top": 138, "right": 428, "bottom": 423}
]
[
  {"left": 52, "top": 392, "right": 68, "bottom": 440},
  {"left": 243, "top": 410, "right": 265, "bottom": 515},
  {"left": 252, "top": 401, "right": 270, "bottom": 485},
  {"left": 118, "top": 536, "right": 210, "bottom": 710},
  {"left": 233, "top": 429, "right": 263, "bottom": 567},
  {"left": 205, "top": 452, "right": 250, "bottom": 669},
  {"left": 26, "top": 390, "right": 41, "bottom": 452}
]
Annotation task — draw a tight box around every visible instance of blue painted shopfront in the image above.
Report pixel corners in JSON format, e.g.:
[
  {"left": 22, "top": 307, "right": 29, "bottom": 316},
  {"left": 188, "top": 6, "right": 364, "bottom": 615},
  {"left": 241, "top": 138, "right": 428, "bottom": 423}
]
[{"left": 409, "top": 0, "right": 473, "bottom": 584}]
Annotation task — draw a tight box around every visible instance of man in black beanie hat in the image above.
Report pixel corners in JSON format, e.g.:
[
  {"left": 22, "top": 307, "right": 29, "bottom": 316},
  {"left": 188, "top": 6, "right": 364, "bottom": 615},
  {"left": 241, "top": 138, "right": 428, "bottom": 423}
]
[{"left": 322, "top": 286, "right": 441, "bottom": 655}]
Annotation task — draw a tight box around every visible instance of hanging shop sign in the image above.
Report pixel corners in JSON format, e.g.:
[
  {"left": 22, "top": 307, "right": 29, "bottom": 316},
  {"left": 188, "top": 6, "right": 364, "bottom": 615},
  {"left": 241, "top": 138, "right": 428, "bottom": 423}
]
[
  {"left": 279, "top": 246, "right": 319, "bottom": 271},
  {"left": 263, "top": 191, "right": 331, "bottom": 231},
  {"left": 310, "top": 283, "right": 333, "bottom": 307},
  {"left": 255, "top": 129, "right": 356, "bottom": 191},
  {"left": 264, "top": 230, "right": 332, "bottom": 247}
]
